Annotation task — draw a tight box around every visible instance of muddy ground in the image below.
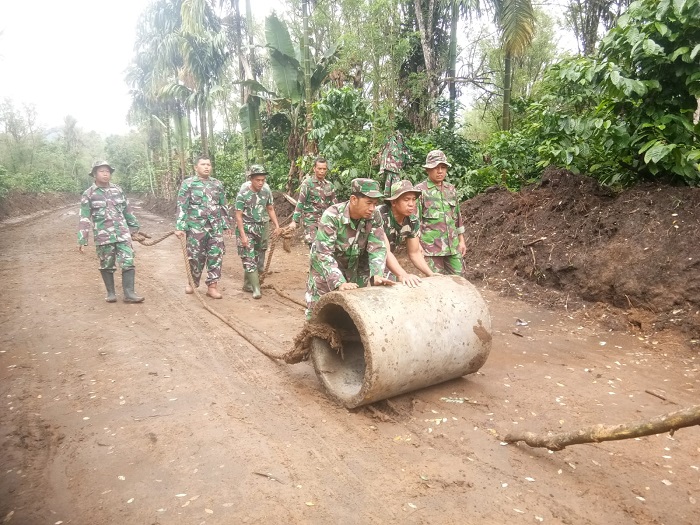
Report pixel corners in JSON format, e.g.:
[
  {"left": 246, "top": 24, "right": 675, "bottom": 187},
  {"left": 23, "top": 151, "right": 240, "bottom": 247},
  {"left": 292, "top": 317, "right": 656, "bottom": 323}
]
[{"left": 0, "top": 180, "right": 698, "bottom": 524}]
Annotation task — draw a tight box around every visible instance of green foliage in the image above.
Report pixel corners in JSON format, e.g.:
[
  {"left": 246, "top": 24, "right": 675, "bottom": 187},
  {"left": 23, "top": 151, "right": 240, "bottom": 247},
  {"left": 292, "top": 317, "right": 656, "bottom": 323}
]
[{"left": 510, "top": 0, "right": 700, "bottom": 186}]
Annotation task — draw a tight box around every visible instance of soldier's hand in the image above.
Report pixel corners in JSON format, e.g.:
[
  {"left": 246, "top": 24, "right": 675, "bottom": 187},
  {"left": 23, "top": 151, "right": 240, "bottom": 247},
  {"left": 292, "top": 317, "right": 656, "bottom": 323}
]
[
  {"left": 288, "top": 222, "right": 297, "bottom": 231},
  {"left": 240, "top": 233, "right": 250, "bottom": 248},
  {"left": 174, "top": 230, "right": 185, "bottom": 239},
  {"left": 338, "top": 282, "right": 359, "bottom": 291},
  {"left": 371, "top": 276, "right": 396, "bottom": 287},
  {"left": 78, "top": 245, "right": 85, "bottom": 254},
  {"left": 458, "top": 239, "right": 467, "bottom": 257},
  {"left": 273, "top": 226, "right": 281, "bottom": 236},
  {"left": 399, "top": 273, "right": 422, "bottom": 288}
]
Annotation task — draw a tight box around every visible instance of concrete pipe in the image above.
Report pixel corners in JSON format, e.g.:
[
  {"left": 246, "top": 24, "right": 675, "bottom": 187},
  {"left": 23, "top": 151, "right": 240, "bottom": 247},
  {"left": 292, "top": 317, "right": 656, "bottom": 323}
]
[{"left": 309, "top": 275, "right": 492, "bottom": 408}]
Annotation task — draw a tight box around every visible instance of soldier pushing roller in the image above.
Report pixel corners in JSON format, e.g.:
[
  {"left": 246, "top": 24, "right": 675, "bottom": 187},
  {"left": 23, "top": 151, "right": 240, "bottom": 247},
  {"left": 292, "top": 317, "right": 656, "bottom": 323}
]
[{"left": 78, "top": 160, "right": 145, "bottom": 303}]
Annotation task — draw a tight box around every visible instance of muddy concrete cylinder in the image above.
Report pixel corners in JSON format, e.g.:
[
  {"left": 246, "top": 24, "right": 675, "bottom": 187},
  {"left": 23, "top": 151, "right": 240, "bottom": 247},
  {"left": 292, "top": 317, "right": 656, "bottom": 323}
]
[{"left": 309, "top": 275, "right": 492, "bottom": 408}]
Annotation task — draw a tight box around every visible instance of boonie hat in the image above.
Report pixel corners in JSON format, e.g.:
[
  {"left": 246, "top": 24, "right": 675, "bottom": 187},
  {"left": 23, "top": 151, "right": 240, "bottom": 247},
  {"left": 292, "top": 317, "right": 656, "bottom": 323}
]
[
  {"left": 385, "top": 180, "right": 422, "bottom": 201},
  {"left": 90, "top": 160, "right": 115, "bottom": 176},
  {"left": 351, "top": 178, "right": 384, "bottom": 199},
  {"left": 248, "top": 164, "right": 269, "bottom": 177},
  {"left": 422, "top": 150, "right": 452, "bottom": 169}
]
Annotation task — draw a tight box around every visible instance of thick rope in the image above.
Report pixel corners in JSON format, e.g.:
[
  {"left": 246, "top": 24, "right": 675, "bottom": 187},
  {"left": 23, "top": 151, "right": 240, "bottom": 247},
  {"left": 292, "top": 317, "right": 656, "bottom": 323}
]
[{"left": 132, "top": 229, "right": 332, "bottom": 363}]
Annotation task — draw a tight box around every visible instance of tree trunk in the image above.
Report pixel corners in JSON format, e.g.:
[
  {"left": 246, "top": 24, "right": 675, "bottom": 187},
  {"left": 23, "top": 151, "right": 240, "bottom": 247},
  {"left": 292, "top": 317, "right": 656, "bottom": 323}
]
[
  {"left": 302, "top": 0, "right": 315, "bottom": 155},
  {"left": 233, "top": 0, "right": 249, "bottom": 167},
  {"left": 447, "top": 0, "right": 458, "bottom": 130},
  {"left": 503, "top": 405, "right": 700, "bottom": 451},
  {"left": 199, "top": 102, "right": 209, "bottom": 157},
  {"left": 413, "top": 0, "right": 439, "bottom": 130},
  {"left": 502, "top": 51, "right": 512, "bottom": 130},
  {"left": 245, "top": 0, "right": 264, "bottom": 163}
]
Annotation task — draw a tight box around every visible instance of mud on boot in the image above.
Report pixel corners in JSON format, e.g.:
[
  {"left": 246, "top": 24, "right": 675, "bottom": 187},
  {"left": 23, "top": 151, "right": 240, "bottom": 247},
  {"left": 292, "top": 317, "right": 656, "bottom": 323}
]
[
  {"left": 122, "top": 269, "right": 145, "bottom": 303},
  {"left": 99, "top": 270, "right": 117, "bottom": 303},
  {"left": 248, "top": 270, "right": 262, "bottom": 299}
]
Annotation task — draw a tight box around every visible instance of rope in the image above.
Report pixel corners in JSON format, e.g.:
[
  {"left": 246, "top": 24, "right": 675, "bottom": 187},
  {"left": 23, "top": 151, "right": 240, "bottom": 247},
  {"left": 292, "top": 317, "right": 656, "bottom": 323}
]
[{"left": 132, "top": 227, "right": 330, "bottom": 363}]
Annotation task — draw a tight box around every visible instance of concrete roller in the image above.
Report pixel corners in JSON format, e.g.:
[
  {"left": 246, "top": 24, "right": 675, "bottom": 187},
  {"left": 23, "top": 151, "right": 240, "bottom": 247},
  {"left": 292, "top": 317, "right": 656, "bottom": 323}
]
[{"left": 309, "top": 275, "right": 492, "bottom": 408}]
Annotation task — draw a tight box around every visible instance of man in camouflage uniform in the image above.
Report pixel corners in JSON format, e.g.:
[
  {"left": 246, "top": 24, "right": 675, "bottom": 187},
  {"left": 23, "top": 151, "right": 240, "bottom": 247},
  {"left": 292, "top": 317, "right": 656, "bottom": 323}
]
[
  {"left": 174, "top": 155, "right": 231, "bottom": 299},
  {"left": 289, "top": 157, "right": 337, "bottom": 245},
  {"left": 235, "top": 165, "right": 281, "bottom": 299},
  {"left": 379, "top": 180, "right": 435, "bottom": 286},
  {"left": 305, "top": 178, "right": 394, "bottom": 320},
  {"left": 416, "top": 150, "right": 467, "bottom": 275},
  {"left": 78, "top": 160, "right": 144, "bottom": 303}
]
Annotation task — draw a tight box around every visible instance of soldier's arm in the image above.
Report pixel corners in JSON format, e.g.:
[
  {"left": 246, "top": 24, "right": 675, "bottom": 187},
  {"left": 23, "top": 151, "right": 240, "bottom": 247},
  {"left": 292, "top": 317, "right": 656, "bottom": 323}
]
[
  {"left": 291, "top": 180, "right": 308, "bottom": 224},
  {"left": 123, "top": 193, "right": 140, "bottom": 233},
  {"left": 266, "top": 204, "right": 280, "bottom": 232},
  {"left": 77, "top": 194, "right": 92, "bottom": 246},
  {"left": 175, "top": 180, "right": 190, "bottom": 231},
  {"left": 310, "top": 211, "right": 346, "bottom": 289},
  {"left": 217, "top": 181, "right": 231, "bottom": 230},
  {"left": 366, "top": 219, "right": 388, "bottom": 278},
  {"left": 406, "top": 237, "right": 434, "bottom": 277}
]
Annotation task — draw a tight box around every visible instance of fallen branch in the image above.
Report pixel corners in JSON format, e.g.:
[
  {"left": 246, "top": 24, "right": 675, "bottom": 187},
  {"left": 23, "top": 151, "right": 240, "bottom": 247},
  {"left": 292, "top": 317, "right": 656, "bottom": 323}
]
[
  {"left": 502, "top": 405, "right": 700, "bottom": 451},
  {"left": 283, "top": 193, "right": 298, "bottom": 207}
]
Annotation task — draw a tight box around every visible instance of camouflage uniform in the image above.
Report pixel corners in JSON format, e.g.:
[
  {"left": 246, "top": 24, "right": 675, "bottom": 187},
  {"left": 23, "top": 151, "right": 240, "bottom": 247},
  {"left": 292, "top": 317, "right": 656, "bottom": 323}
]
[
  {"left": 235, "top": 179, "right": 274, "bottom": 272},
  {"left": 305, "top": 179, "right": 387, "bottom": 319},
  {"left": 416, "top": 178, "right": 465, "bottom": 276},
  {"left": 78, "top": 183, "right": 139, "bottom": 270},
  {"left": 291, "top": 175, "right": 338, "bottom": 244},
  {"left": 378, "top": 203, "right": 420, "bottom": 252},
  {"left": 378, "top": 131, "right": 410, "bottom": 197},
  {"left": 176, "top": 175, "right": 230, "bottom": 286}
]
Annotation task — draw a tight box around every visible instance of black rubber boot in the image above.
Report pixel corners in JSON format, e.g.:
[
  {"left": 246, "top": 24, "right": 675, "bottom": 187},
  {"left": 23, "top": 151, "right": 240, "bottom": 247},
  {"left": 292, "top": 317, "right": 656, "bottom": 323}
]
[
  {"left": 242, "top": 271, "right": 253, "bottom": 293},
  {"left": 122, "top": 269, "right": 145, "bottom": 303},
  {"left": 248, "top": 271, "right": 262, "bottom": 299},
  {"left": 99, "top": 270, "right": 117, "bottom": 303}
]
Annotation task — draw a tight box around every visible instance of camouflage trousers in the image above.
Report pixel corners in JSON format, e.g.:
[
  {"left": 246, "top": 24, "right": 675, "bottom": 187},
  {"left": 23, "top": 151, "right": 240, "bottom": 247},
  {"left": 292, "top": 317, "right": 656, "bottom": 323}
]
[
  {"left": 95, "top": 241, "right": 135, "bottom": 271},
  {"left": 304, "top": 266, "right": 370, "bottom": 320},
  {"left": 186, "top": 229, "right": 226, "bottom": 286},
  {"left": 301, "top": 219, "right": 320, "bottom": 246},
  {"left": 237, "top": 222, "right": 269, "bottom": 273},
  {"left": 425, "top": 255, "right": 463, "bottom": 276},
  {"left": 383, "top": 170, "right": 401, "bottom": 197}
]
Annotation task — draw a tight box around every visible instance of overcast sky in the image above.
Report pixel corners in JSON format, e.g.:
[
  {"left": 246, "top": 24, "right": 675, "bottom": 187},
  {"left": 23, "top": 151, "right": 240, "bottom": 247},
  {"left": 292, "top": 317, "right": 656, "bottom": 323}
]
[{"left": 0, "top": 0, "right": 278, "bottom": 137}]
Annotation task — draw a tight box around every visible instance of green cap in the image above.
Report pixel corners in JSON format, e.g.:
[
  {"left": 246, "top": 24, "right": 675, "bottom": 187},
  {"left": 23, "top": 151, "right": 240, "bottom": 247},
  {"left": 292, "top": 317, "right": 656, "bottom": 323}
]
[
  {"left": 422, "top": 150, "right": 452, "bottom": 169},
  {"left": 89, "top": 160, "right": 115, "bottom": 176},
  {"left": 248, "top": 164, "right": 268, "bottom": 177},
  {"left": 385, "top": 180, "right": 421, "bottom": 201},
  {"left": 351, "top": 178, "right": 384, "bottom": 198}
]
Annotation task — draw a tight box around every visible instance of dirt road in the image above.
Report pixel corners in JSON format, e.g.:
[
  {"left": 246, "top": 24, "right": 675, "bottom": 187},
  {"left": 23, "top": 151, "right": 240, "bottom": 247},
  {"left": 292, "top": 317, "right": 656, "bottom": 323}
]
[{"left": 1, "top": 204, "right": 698, "bottom": 524}]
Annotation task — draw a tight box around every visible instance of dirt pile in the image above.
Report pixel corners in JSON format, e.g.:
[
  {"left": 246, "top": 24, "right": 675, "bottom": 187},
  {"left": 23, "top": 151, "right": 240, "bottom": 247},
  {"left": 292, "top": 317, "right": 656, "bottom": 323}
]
[
  {"left": 460, "top": 167, "right": 700, "bottom": 339},
  {"left": 0, "top": 192, "right": 77, "bottom": 221}
]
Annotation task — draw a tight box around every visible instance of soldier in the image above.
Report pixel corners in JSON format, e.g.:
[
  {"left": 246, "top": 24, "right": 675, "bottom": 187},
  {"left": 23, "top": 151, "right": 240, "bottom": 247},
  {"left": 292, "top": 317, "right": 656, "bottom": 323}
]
[
  {"left": 289, "top": 157, "right": 338, "bottom": 245},
  {"left": 416, "top": 150, "right": 466, "bottom": 275},
  {"left": 234, "top": 165, "right": 281, "bottom": 299},
  {"left": 379, "top": 180, "right": 435, "bottom": 286},
  {"left": 78, "top": 160, "right": 144, "bottom": 303},
  {"left": 305, "top": 178, "right": 394, "bottom": 320},
  {"left": 174, "top": 155, "right": 232, "bottom": 299}
]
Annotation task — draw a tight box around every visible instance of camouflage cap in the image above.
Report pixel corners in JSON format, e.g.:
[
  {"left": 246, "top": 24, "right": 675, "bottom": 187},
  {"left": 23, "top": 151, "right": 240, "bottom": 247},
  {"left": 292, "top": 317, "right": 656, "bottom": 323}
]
[
  {"left": 422, "top": 150, "right": 452, "bottom": 169},
  {"left": 385, "top": 180, "right": 422, "bottom": 201},
  {"left": 351, "top": 178, "right": 384, "bottom": 199},
  {"left": 90, "top": 160, "right": 115, "bottom": 176},
  {"left": 248, "top": 164, "right": 269, "bottom": 177}
]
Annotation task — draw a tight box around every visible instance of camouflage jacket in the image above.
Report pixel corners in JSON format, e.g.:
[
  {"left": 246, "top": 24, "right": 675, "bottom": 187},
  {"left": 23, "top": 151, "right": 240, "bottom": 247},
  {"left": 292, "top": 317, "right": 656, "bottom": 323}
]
[
  {"left": 176, "top": 176, "right": 229, "bottom": 233},
  {"left": 78, "top": 184, "right": 139, "bottom": 246},
  {"left": 415, "top": 179, "right": 465, "bottom": 256},
  {"left": 235, "top": 182, "right": 274, "bottom": 224},
  {"left": 291, "top": 175, "right": 337, "bottom": 226},
  {"left": 377, "top": 204, "right": 420, "bottom": 251},
  {"left": 309, "top": 201, "right": 388, "bottom": 289}
]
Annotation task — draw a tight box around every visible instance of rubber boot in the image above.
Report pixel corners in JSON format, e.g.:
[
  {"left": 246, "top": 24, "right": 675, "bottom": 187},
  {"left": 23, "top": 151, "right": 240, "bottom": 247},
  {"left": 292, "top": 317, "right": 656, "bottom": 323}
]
[
  {"left": 122, "top": 269, "right": 145, "bottom": 303},
  {"left": 206, "top": 281, "right": 222, "bottom": 299},
  {"left": 99, "top": 270, "right": 117, "bottom": 303},
  {"left": 257, "top": 250, "right": 267, "bottom": 274},
  {"left": 248, "top": 271, "right": 262, "bottom": 299},
  {"left": 242, "top": 272, "right": 253, "bottom": 293}
]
